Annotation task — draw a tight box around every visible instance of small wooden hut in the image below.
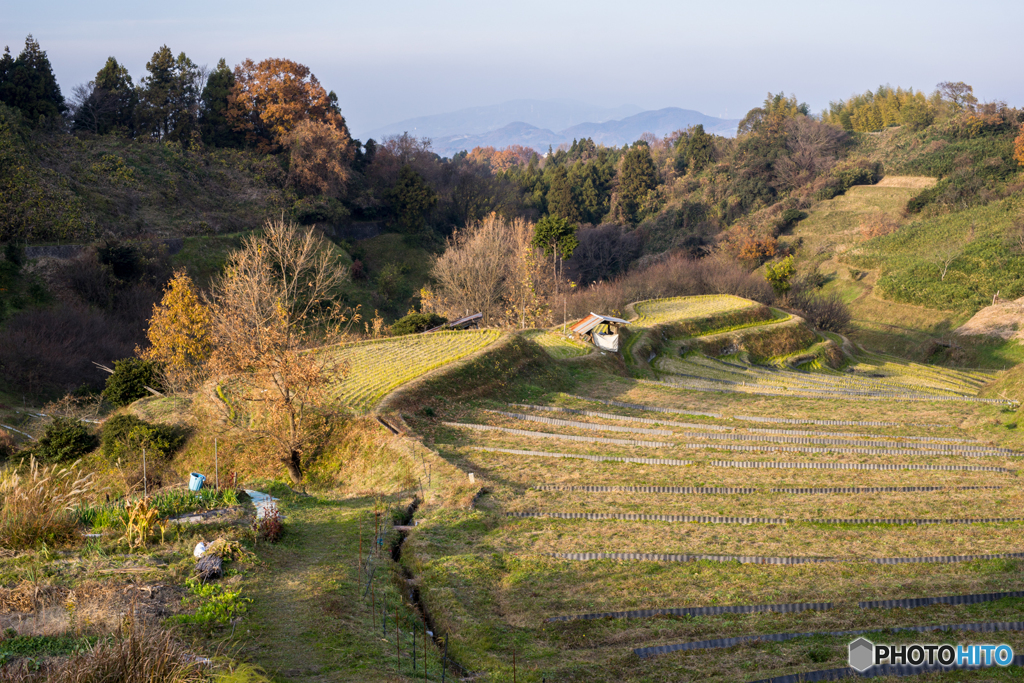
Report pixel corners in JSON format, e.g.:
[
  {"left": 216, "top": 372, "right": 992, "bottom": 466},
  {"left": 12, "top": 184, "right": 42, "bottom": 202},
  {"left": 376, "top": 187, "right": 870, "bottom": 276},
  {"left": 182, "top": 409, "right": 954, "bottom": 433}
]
[{"left": 570, "top": 313, "right": 630, "bottom": 352}]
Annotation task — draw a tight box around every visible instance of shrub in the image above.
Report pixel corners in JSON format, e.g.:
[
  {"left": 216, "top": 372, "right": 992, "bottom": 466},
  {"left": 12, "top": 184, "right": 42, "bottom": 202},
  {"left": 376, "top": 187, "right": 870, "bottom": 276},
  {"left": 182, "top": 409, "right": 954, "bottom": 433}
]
[
  {"left": 790, "top": 290, "right": 852, "bottom": 333},
  {"left": 252, "top": 503, "right": 284, "bottom": 543},
  {"left": 765, "top": 256, "right": 795, "bottom": 294},
  {"left": 860, "top": 211, "right": 900, "bottom": 239},
  {"left": 291, "top": 196, "right": 350, "bottom": 225},
  {"left": 813, "top": 161, "right": 881, "bottom": 200},
  {"left": 0, "top": 457, "right": 94, "bottom": 549},
  {"left": 100, "top": 414, "right": 184, "bottom": 462},
  {"left": 0, "top": 429, "right": 15, "bottom": 460},
  {"left": 34, "top": 417, "right": 98, "bottom": 463},
  {"left": 779, "top": 208, "right": 808, "bottom": 229},
  {"left": 390, "top": 312, "right": 447, "bottom": 336},
  {"left": 103, "top": 358, "right": 161, "bottom": 407},
  {"left": 0, "top": 613, "right": 207, "bottom": 682}
]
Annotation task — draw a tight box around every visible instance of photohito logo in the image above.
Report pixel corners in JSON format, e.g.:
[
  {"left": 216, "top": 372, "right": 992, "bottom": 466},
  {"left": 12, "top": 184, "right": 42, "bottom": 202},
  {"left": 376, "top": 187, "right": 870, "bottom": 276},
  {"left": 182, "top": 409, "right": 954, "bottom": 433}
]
[{"left": 848, "top": 637, "right": 1014, "bottom": 672}]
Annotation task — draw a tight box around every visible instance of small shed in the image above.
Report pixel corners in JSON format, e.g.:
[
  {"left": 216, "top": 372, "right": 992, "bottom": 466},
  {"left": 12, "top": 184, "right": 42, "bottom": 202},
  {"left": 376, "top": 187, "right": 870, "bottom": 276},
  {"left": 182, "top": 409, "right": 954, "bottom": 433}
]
[
  {"left": 424, "top": 312, "right": 483, "bottom": 333},
  {"left": 570, "top": 313, "right": 630, "bottom": 352}
]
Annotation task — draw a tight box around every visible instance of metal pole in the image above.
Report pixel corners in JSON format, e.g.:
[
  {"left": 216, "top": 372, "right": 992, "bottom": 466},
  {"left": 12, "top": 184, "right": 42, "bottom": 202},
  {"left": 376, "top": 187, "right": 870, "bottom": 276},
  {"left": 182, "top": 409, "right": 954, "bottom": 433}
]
[{"left": 142, "top": 448, "right": 147, "bottom": 497}]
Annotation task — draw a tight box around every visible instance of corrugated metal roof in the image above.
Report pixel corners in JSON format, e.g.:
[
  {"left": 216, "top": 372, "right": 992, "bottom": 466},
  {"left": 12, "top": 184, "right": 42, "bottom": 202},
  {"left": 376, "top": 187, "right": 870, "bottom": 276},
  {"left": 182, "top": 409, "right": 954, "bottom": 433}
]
[{"left": 571, "top": 313, "right": 631, "bottom": 335}]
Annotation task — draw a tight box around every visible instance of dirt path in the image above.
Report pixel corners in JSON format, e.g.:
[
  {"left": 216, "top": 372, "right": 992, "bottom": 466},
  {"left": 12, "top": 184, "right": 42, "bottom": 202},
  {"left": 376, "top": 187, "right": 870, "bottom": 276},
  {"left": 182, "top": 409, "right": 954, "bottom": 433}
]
[{"left": 239, "top": 494, "right": 409, "bottom": 682}]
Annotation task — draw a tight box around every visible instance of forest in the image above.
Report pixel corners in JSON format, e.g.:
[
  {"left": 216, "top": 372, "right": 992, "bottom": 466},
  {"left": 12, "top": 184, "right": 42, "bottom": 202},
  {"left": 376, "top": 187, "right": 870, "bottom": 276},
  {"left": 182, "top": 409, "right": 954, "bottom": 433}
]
[{"left": 3, "top": 34, "right": 1024, "bottom": 399}]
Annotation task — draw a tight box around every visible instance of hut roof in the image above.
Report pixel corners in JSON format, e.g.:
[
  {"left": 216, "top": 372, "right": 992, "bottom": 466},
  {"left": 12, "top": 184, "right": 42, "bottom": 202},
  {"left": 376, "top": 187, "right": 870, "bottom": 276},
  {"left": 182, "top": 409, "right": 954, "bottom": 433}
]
[{"left": 570, "top": 313, "right": 631, "bottom": 335}]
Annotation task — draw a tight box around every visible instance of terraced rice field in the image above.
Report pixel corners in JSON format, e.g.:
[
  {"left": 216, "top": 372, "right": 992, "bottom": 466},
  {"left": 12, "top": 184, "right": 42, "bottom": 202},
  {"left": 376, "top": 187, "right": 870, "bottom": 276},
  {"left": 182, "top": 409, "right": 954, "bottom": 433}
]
[
  {"left": 632, "top": 294, "right": 760, "bottom": 326},
  {"left": 325, "top": 329, "right": 501, "bottom": 412},
  {"left": 405, "top": 304, "right": 1024, "bottom": 681},
  {"left": 522, "top": 329, "right": 591, "bottom": 359},
  {"left": 652, "top": 353, "right": 996, "bottom": 402}
]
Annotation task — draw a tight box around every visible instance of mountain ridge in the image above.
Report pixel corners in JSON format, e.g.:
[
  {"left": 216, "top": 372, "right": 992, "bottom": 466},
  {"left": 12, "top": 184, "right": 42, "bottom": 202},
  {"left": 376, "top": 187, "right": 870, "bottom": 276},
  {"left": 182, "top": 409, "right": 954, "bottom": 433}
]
[{"left": 426, "top": 107, "right": 740, "bottom": 157}]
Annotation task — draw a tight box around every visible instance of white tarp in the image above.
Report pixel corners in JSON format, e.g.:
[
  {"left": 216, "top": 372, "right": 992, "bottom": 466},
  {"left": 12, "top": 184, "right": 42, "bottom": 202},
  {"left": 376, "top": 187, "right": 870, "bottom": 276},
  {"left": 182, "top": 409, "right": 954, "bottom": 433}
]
[{"left": 594, "top": 333, "right": 619, "bottom": 352}]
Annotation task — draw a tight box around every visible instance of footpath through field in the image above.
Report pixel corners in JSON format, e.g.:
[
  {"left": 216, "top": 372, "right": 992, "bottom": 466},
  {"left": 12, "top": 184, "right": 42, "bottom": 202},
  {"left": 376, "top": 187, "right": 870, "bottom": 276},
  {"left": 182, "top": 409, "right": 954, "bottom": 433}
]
[{"left": 240, "top": 493, "right": 413, "bottom": 683}]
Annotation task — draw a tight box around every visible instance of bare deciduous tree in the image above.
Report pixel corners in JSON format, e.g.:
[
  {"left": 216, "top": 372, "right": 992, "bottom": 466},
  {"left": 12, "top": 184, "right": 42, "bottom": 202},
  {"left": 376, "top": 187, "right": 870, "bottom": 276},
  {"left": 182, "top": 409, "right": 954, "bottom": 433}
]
[
  {"left": 425, "top": 214, "right": 550, "bottom": 328},
  {"left": 70, "top": 82, "right": 119, "bottom": 135},
  {"left": 206, "top": 218, "right": 351, "bottom": 484},
  {"left": 426, "top": 215, "right": 510, "bottom": 324}
]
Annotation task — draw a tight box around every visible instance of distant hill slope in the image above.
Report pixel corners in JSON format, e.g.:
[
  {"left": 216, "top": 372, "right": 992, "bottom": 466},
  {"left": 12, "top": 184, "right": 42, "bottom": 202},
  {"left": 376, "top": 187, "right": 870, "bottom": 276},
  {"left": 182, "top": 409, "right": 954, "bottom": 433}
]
[
  {"left": 363, "top": 99, "right": 644, "bottom": 140},
  {"left": 427, "top": 107, "right": 740, "bottom": 157},
  {"left": 560, "top": 107, "right": 739, "bottom": 144}
]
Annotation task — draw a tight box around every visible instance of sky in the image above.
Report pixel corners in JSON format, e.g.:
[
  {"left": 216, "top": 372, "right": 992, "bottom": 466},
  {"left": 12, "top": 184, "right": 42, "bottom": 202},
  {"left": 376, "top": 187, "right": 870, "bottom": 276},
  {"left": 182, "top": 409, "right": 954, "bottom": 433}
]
[{"left": 4, "top": 0, "right": 1024, "bottom": 139}]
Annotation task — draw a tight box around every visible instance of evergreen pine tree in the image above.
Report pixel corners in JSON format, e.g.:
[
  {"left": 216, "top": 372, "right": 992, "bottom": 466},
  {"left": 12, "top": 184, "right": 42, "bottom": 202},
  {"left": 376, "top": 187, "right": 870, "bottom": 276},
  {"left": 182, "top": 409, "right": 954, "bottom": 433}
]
[
  {"left": 200, "top": 59, "right": 242, "bottom": 147},
  {"left": 617, "top": 143, "right": 659, "bottom": 225},
  {"left": 0, "top": 36, "right": 66, "bottom": 125}
]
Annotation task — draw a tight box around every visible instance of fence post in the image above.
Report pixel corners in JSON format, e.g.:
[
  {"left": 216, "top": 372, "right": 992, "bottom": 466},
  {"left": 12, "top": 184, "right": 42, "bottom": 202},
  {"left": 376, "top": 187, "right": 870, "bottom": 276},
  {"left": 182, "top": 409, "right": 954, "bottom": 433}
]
[
  {"left": 142, "top": 448, "right": 147, "bottom": 497},
  {"left": 214, "top": 438, "right": 219, "bottom": 488},
  {"left": 396, "top": 607, "right": 400, "bottom": 668},
  {"left": 441, "top": 635, "right": 447, "bottom": 683},
  {"left": 412, "top": 621, "right": 416, "bottom": 672}
]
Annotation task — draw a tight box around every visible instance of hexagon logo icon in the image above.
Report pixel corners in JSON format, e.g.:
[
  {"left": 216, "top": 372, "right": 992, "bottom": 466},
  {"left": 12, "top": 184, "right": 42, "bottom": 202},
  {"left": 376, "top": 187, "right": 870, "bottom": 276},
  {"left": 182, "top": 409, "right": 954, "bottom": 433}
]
[{"left": 848, "top": 637, "right": 874, "bottom": 672}]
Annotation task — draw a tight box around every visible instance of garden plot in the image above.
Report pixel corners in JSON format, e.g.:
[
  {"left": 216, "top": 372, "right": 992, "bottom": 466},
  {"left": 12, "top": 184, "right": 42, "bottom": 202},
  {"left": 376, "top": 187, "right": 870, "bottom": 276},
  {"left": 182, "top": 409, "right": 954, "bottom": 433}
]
[{"left": 324, "top": 329, "right": 501, "bottom": 412}]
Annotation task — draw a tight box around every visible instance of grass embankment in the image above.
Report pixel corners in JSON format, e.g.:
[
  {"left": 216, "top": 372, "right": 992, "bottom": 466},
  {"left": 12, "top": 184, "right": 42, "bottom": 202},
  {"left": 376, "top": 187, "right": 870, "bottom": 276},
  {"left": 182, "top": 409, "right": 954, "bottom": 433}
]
[
  {"left": 522, "top": 330, "right": 591, "bottom": 359},
  {"left": 789, "top": 177, "right": 1024, "bottom": 366}
]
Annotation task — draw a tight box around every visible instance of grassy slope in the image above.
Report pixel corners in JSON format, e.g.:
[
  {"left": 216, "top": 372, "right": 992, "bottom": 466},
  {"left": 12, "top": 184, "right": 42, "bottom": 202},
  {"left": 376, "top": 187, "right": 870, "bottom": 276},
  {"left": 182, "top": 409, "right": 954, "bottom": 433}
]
[
  {"left": 790, "top": 182, "right": 1024, "bottom": 367},
  {"left": 10, "top": 129, "right": 291, "bottom": 242}
]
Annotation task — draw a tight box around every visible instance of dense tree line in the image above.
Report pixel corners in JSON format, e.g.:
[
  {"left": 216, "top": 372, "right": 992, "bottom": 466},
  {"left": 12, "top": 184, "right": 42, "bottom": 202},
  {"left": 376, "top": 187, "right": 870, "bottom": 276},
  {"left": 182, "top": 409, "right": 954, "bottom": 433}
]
[{"left": 2, "top": 34, "right": 1023, "bottom": 299}]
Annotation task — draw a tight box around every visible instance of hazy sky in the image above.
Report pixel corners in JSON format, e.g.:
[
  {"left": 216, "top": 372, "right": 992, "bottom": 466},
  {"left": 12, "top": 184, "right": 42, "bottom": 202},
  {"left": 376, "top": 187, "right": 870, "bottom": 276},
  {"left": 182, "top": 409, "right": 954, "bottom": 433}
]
[{"left": 4, "top": 0, "right": 1023, "bottom": 138}]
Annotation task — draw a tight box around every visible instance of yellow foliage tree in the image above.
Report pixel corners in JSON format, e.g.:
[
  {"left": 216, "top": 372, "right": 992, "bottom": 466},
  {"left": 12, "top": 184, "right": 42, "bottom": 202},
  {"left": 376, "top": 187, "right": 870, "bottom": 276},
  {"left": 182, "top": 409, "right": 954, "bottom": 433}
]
[
  {"left": 141, "top": 270, "right": 212, "bottom": 392},
  {"left": 1014, "top": 126, "right": 1024, "bottom": 167},
  {"left": 287, "top": 119, "right": 354, "bottom": 198}
]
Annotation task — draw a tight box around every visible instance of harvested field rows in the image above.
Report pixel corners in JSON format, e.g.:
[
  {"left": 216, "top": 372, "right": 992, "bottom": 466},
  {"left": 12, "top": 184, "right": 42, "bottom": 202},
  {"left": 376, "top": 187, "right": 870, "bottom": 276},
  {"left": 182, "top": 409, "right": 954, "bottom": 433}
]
[
  {"left": 408, "top": 295, "right": 1024, "bottom": 682},
  {"left": 325, "top": 329, "right": 500, "bottom": 412},
  {"left": 632, "top": 294, "right": 760, "bottom": 326}
]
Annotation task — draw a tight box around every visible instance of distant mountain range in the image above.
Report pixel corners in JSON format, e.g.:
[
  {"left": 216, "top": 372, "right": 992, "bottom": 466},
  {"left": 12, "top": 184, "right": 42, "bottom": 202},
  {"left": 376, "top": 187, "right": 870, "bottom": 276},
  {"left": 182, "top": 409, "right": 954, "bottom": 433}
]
[
  {"left": 364, "top": 99, "right": 645, "bottom": 140},
  {"left": 360, "top": 100, "right": 740, "bottom": 157}
]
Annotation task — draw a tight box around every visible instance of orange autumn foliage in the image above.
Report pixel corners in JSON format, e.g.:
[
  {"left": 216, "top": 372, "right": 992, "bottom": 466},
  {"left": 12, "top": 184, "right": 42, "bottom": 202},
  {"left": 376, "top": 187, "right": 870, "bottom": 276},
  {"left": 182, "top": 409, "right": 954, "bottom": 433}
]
[{"left": 227, "top": 58, "right": 346, "bottom": 153}]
